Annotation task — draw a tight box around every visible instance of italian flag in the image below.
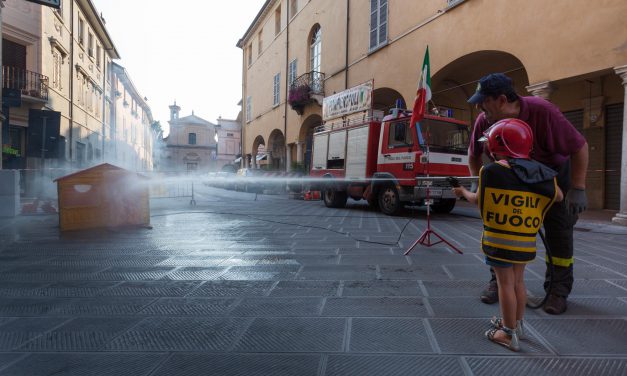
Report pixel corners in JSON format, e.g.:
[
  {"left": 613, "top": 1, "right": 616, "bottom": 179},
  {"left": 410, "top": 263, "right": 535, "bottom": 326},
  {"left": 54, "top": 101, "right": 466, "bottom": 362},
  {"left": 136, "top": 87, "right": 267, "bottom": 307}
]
[{"left": 409, "top": 46, "right": 432, "bottom": 128}]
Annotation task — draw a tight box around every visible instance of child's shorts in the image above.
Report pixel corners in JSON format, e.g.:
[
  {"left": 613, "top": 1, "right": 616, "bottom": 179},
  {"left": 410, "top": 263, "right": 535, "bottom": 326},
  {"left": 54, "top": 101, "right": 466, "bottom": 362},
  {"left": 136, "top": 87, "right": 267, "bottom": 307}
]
[{"left": 485, "top": 256, "right": 513, "bottom": 268}]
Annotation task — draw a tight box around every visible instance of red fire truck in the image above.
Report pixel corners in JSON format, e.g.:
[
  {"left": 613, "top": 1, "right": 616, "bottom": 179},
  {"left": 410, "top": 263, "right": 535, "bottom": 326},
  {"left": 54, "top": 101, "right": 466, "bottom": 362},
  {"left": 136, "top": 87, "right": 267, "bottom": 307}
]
[{"left": 310, "top": 107, "right": 472, "bottom": 215}]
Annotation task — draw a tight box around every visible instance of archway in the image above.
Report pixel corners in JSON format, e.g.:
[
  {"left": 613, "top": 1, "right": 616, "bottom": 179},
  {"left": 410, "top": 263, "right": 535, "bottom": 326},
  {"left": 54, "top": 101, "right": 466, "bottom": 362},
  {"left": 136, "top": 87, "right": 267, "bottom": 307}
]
[
  {"left": 431, "top": 50, "right": 528, "bottom": 123},
  {"left": 372, "top": 87, "right": 406, "bottom": 116},
  {"left": 251, "top": 135, "right": 265, "bottom": 169},
  {"left": 298, "top": 114, "right": 322, "bottom": 173},
  {"left": 267, "top": 129, "right": 286, "bottom": 171}
]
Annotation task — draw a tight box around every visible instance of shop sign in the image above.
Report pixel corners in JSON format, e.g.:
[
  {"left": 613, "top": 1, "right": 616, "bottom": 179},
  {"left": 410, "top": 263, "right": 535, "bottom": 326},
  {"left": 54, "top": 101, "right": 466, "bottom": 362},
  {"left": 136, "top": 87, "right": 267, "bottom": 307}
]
[{"left": 323, "top": 81, "right": 373, "bottom": 121}]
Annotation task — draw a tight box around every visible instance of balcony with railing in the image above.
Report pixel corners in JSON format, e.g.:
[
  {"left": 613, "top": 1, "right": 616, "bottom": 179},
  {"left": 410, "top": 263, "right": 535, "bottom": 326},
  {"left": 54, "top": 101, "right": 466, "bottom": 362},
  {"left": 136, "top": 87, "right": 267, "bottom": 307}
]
[
  {"left": 288, "top": 71, "right": 324, "bottom": 115},
  {"left": 2, "top": 66, "right": 49, "bottom": 101}
]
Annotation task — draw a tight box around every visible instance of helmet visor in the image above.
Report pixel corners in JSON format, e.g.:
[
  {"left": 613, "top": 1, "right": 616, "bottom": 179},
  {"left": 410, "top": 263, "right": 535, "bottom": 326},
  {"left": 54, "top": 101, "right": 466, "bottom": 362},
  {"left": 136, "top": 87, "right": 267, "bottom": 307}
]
[{"left": 479, "top": 123, "right": 497, "bottom": 143}]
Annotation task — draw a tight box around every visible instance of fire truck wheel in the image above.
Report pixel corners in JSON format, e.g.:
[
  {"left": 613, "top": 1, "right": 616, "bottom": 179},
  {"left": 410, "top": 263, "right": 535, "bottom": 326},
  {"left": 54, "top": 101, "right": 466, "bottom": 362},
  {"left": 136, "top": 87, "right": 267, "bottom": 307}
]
[
  {"left": 367, "top": 196, "right": 379, "bottom": 209},
  {"left": 378, "top": 186, "right": 402, "bottom": 216},
  {"left": 323, "top": 188, "right": 347, "bottom": 208},
  {"left": 431, "top": 198, "right": 456, "bottom": 214}
]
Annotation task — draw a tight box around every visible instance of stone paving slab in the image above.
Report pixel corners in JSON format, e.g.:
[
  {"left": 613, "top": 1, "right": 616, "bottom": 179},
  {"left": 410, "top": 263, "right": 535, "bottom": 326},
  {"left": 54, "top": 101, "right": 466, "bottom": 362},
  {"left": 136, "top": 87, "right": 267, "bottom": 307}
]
[
  {"left": 139, "top": 297, "right": 236, "bottom": 316},
  {"left": 341, "top": 280, "right": 422, "bottom": 297},
  {"left": 465, "top": 357, "right": 627, "bottom": 376},
  {"left": 232, "top": 317, "right": 346, "bottom": 352},
  {"left": 379, "top": 265, "right": 452, "bottom": 280},
  {"left": 325, "top": 355, "right": 464, "bottom": 376},
  {"left": 0, "top": 186, "right": 626, "bottom": 375},
  {"left": 0, "top": 353, "right": 164, "bottom": 376},
  {"left": 19, "top": 317, "right": 141, "bottom": 351},
  {"left": 188, "top": 280, "right": 275, "bottom": 297},
  {"left": 527, "top": 318, "right": 627, "bottom": 355},
  {"left": 151, "top": 353, "right": 320, "bottom": 376},
  {"left": 0, "top": 318, "right": 68, "bottom": 350},
  {"left": 269, "top": 280, "right": 340, "bottom": 297},
  {"left": 322, "top": 297, "right": 429, "bottom": 317},
  {"left": 297, "top": 265, "right": 378, "bottom": 280},
  {"left": 104, "top": 317, "right": 250, "bottom": 352},
  {"left": 231, "top": 297, "right": 324, "bottom": 316},
  {"left": 348, "top": 318, "right": 433, "bottom": 353}
]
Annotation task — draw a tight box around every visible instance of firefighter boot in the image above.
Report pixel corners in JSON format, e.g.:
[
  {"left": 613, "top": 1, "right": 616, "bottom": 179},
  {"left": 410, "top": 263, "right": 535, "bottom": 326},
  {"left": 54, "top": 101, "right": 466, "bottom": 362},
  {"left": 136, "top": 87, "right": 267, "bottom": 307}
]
[
  {"left": 480, "top": 280, "right": 499, "bottom": 304},
  {"left": 544, "top": 294, "right": 567, "bottom": 315}
]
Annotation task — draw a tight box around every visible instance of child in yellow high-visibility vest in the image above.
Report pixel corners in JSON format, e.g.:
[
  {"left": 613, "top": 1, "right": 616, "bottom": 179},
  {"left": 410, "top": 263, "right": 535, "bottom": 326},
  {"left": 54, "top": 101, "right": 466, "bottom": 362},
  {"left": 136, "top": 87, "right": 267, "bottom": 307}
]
[{"left": 453, "top": 118, "right": 563, "bottom": 351}]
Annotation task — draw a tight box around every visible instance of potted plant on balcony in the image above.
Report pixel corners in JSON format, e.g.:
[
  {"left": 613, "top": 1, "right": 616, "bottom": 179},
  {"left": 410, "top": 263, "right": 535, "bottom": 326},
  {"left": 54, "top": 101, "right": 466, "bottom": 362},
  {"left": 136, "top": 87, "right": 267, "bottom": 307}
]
[{"left": 288, "top": 84, "right": 311, "bottom": 115}]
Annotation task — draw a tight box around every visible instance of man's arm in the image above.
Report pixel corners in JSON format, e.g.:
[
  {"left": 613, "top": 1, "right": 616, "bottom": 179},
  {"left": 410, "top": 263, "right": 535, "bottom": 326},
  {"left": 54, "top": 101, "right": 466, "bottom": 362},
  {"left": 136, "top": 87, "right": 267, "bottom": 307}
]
[
  {"left": 570, "top": 141, "right": 589, "bottom": 189},
  {"left": 452, "top": 186, "right": 478, "bottom": 205},
  {"left": 468, "top": 151, "right": 483, "bottom": 176},
  {"left": 565, "top": 141, "right": 589, "bottom": 215}
]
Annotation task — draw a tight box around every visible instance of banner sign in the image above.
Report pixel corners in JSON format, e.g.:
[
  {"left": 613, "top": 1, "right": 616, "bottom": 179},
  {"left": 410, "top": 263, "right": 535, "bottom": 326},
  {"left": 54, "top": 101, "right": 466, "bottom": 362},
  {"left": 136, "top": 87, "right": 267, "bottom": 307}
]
[
  {"left": 25, "top": 0, "right": 61, "bottom": 9},
  {"left": 323, "top": 81, "right": 373, "bottom": 121}
]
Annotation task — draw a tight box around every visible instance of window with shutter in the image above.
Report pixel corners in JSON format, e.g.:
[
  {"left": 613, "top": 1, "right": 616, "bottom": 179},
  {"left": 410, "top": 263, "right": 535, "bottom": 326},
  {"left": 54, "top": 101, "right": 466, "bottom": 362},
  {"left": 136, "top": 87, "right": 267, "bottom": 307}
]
[
  {"left": 369, "top": 0, "right": 388, "bottom": 51},
  {"left": 288, "top": 59, "right": 297, "bottom": 87},
  {"left": 246, "top": 96, "right": 252, "bottom": 122},
  {"left": 273, "top": 73, "right": 281, "bottom": 106}
]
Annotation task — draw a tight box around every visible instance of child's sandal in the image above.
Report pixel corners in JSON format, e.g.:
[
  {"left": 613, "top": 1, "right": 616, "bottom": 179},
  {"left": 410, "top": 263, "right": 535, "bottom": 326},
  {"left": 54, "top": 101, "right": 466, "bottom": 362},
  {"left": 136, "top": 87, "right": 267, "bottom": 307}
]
[
  {"left": 490, "top": 316, "right": 525, "bottom": 339},
  {"left": 490, "top": 316, "right": 503, "bottom": 328},
  {"left": 485, "top": 327, "right": 520, "bottom": 352}
]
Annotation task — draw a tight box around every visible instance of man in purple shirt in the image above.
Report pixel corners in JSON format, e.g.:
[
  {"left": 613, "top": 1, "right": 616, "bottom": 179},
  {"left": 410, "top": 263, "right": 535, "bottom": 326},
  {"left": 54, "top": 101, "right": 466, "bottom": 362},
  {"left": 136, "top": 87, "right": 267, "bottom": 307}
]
[{"left": 467, "top": 73, "right": 589, "bottom": 315}]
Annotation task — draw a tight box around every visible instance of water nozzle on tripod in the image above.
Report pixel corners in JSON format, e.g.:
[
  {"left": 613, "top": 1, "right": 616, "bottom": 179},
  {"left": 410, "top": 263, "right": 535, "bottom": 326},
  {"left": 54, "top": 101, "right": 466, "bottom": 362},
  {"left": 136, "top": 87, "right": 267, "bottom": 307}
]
[{"left": 446, "top": 176, "right": 460, "bottom": 188}]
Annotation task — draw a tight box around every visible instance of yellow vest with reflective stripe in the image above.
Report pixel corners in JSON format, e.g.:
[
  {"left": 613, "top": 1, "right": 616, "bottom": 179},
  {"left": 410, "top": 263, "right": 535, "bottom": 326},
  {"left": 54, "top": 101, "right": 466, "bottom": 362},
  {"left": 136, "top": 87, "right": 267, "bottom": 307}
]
[{"left": 478, "top": 161, "right": 557, "bottom": 264}]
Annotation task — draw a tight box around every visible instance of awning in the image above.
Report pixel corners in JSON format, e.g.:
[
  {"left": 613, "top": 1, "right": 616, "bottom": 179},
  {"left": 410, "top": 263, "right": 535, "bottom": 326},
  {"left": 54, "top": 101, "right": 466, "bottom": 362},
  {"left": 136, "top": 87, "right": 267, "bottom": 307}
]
[
  {"left": 256, "top": 154, "right": 267, "bottom": 161},
  {"left": 233, "top": 157, "right": 242, "bottom": 163}
]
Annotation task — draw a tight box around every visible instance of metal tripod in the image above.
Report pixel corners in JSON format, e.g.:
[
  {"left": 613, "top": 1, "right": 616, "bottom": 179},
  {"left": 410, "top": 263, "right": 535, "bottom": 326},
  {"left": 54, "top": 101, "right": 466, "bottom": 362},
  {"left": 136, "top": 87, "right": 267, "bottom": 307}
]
[{"left": 405, "top": 182, "right": 463, "bottom": 255}]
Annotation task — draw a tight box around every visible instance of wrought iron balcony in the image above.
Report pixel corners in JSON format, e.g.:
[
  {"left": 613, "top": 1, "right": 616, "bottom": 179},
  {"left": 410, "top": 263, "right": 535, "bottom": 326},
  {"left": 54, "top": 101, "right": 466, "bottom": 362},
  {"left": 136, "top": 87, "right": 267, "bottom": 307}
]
[
  {"left": 288, "top": 71, "right": 324, "bottom": 114},
  {"left": 2, "top": 66, "right": 49, "bottom": 101}
]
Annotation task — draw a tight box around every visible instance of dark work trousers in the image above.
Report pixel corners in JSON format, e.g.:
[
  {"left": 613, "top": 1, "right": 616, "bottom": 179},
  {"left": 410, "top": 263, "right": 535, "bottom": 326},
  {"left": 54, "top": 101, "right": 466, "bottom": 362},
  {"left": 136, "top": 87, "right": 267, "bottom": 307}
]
[{"left": 487, "top": 160, "right": 578, "bottom": 298}]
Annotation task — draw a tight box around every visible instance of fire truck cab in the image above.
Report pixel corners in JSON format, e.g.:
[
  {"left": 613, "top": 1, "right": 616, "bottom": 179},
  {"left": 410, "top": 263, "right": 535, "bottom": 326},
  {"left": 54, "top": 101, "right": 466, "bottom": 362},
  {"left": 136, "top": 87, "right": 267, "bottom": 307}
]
[{"left": 310, "top": 108, "right": 472, "bottom": 215}]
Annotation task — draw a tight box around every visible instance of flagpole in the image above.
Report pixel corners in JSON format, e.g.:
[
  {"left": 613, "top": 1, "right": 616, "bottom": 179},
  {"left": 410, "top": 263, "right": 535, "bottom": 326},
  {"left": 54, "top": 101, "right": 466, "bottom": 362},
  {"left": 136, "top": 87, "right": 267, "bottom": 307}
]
[{"left": 406, "top": 46, "right": 462, "bottom": 255}]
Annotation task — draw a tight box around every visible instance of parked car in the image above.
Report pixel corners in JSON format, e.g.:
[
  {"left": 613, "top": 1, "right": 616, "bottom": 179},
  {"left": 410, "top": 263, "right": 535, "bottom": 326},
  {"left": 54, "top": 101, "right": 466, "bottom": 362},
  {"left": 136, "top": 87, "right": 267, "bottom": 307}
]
[{"left": 235, "top": 168, "right": 264, "bottom": 193}]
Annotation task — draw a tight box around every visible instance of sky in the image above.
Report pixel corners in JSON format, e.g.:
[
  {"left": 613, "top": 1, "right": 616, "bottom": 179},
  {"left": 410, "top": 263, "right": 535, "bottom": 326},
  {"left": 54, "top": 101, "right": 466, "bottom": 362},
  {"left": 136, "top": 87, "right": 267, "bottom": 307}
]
[{"left": 92, "top": 0, "right": 267, "bottom": 136}]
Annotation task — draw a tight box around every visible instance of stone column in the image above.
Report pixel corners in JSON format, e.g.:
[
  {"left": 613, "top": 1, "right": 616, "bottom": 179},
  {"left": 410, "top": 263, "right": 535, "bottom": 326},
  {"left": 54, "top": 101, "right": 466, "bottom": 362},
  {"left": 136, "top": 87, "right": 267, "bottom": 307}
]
[
  {"left": 296, "top": 142, "right": 304, "bottom": 163},
  {"left": 525, "top": 81, "right": 554, "bottom": 100},
  {"left": 286, "top": 144, "right": 292, "bottom": 172},
  {"left": 612, "top": 65, "right": 627, "bottom": 226},
  {"left": 251, "top": 153, "right": 257, "bottom": 169}
]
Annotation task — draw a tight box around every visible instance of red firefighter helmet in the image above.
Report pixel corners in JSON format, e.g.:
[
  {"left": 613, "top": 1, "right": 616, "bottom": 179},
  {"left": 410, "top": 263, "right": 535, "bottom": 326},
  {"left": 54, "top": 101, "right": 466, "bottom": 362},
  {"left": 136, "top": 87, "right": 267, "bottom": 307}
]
[{"left": 479, "top": 118, "right": 533, "bottom": 159}]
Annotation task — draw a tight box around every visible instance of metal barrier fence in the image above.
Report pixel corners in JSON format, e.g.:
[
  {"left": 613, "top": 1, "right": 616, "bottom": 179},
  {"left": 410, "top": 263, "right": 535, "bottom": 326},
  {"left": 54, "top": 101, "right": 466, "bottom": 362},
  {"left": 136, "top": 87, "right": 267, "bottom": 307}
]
[{"left": 148, "top": 172, "right": 194, "bottom": 200}]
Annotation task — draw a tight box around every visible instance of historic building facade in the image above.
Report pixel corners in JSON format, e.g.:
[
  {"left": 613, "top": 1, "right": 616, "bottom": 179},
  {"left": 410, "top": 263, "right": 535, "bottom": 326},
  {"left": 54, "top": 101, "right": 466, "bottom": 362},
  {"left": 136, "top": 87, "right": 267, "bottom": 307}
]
[
  {"left": 1, "top": 0, "right": 155, "bottom": 181},
  {"left": 164, "top": 102, "right": 218, "bottom": 173},
  {"left": 109, "top": 62, "right": 154, "bottom": 172},
  {"left": 215, "top": 115, "right": 241, "bottom": 171},
  {"left": 238, "top": 0, "right": 627, "bottom": 222}
]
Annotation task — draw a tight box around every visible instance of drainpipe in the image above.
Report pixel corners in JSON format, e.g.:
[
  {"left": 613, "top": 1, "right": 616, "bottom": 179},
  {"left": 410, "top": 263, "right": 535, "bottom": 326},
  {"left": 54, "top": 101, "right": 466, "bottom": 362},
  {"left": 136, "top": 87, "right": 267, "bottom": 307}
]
[
  {"left": 0, "top": 1, "right": 5, "bottom": 169},
  {"left": 283, "top": 8, "right": 290, "bottom": 172},
  {"left": 101, "top": 56, "right": 106, "bottom": 162},
  {"left": 240, "top": 48, "right": 245, "bottom": 168},
  {"left": 68, "top": 0, "right": 74, "bottom": 165},
  {"left": 345, "top": 0, "right": 350, "bottom": 90}
]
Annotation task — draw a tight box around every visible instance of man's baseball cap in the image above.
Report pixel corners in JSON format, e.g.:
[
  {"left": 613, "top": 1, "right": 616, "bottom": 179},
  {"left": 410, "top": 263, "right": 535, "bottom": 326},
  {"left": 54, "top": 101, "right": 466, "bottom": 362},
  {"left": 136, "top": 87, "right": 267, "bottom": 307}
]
[{"left": 467, "top": 73, "right": 516, "bottom": 104}]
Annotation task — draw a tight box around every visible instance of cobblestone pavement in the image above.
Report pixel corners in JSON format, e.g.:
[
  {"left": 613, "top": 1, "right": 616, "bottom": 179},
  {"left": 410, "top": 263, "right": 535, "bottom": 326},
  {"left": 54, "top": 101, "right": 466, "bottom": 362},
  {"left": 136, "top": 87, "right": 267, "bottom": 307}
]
[{"left": 0, "top": 185, "right": 626, "bottom": 375}]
